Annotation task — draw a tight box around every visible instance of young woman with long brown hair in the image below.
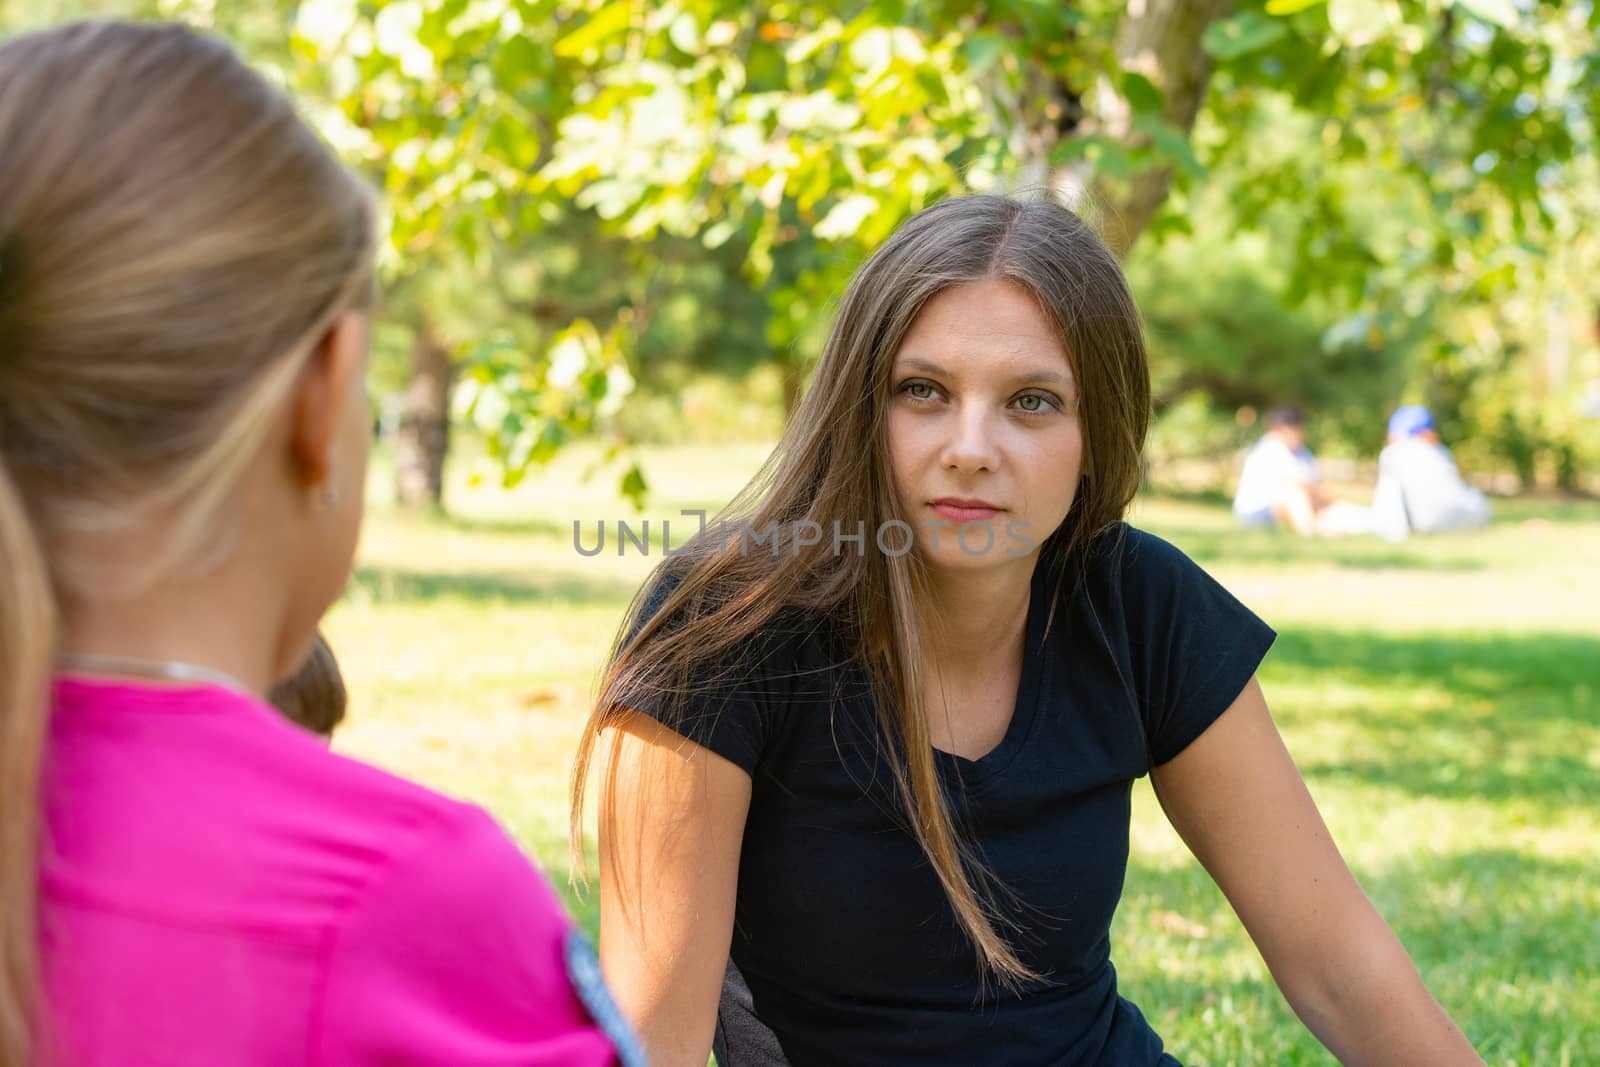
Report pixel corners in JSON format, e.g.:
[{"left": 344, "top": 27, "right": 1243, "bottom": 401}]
[
  {"left": 573, "top": 194, "right": 1482, "bottom": 1066},
  {"left": 0, "top": 20, "right": 636, "bottom": 1065}
]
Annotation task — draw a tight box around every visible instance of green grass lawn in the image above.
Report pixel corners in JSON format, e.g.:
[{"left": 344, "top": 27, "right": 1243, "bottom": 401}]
[{"left": 328, "top": 443, "right": 1599, "bottom": 1066}]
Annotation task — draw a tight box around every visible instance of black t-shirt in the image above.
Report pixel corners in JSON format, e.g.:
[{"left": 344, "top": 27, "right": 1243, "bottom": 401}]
[{"left": 619, "top": 524, "right": 1276, "bottom": 1067}]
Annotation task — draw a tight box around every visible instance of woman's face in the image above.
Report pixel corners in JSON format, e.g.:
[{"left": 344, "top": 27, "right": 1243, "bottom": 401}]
[{"left": 886, "top": 278, "right": 1083, "bottom": 571}]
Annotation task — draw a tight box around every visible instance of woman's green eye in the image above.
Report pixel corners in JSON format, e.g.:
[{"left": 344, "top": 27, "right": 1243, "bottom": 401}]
[
  {"left": 907, "top": 382, "right": 935, "bottom": 400},
  {"left": 1017, "top": 393, "right": 1056, "bottom": 413}
]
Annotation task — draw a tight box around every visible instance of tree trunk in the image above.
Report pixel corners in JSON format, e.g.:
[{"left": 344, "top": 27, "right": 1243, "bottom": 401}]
[
  {"left": 395, "top": 320, "right": 453, "bottom": 510},
  {"left": 1090, "top": 0, "right": 1233, "bottom": 257}
]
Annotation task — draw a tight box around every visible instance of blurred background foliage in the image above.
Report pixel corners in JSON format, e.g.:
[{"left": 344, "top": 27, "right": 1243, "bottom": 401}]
[{"left": 5, "top": 0, "right": 1599, "bottom": 504}]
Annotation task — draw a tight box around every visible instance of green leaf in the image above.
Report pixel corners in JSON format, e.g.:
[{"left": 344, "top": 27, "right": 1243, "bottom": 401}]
[
  {"left": 1048, "top": 138, "right": 1084, "bottom": 166},
  {"left": 703, "top": 219, "right": 740, "bottom": 249},
  {"left": 963, "top": 32, "right": 1004, "bottom": 76},
  {"left": 847, "top": 27, "right": 894, "bottom": 81},
  {"left": 1136, "top": 115, "right": 1205, "bottom": 178},
  {"left": 1122, "top": 72, "right": 1165, "bottom": 115},
  {"left": 554, "top": 1, "right": 631, "bottom": 59},
  {"left": 1049, "top": 136, "right": 1133, "bottom": 180},
  {"left": 1141, "top": 211, "right": 1194, "bottom": 243},
  {"left": 1328, "top": 0, "right": 1392, "bottom": 47},
  {"left": 486, "top": 114, "right": 540, "bottom": 171},
  {"left": 667, "top": 11, "right": 700, "bottom": 54},
  {"left": 785, "top": 19, "right": 844, "bottom": 65},
  {"left": 529, "top": 416, "right": 570, "bottom": 465},
  {"left": 1454, "top": 0, "right": 1518, "bottom": 30},
  {"left": 500, "top": 462, "right": 528, "bottom": 490},
  {"left": 815, "top": 193, "right": 878, "bottom": 240},
  {"left": 1264, "top": 0, "right": 1325, "bottom": 13},
  {"left": 619, "top": 462, "right": 649, "bottom": 509},
  {"left": 1202, "top": 13, "right": 1290, "bottom": 60},
  {"left": 494, "top": 33, "right": 545, "bottom": 91}
]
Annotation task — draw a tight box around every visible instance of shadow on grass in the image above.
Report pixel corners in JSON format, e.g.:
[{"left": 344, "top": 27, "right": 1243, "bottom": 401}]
[
  {"left": 1264, "top": 627, "right": 1598, "bottom": 805},
  {"left": 1138, "top": 485, "right": 1234, "bottom": 508},
  {"left": 1482, "top": 495, "right": 1600, "bottom": 524},
  {"left": 1118, "top": 848, "right": 1597, "bottom": 1064},
  {"left": 349, "top": 564, "right": 640, "bottom": 607},
  {"left": 1160, "top": 526, "right": 1489, "bottom": 572},
  {"left": 444, "top": 514, "right": 578, "bottom": 540},
  {"left": 445, "top": 510, "right": 739, "bottom": 544},
  {"left": 1267, "top": 628, "right": 1598, "bottom": 715}
]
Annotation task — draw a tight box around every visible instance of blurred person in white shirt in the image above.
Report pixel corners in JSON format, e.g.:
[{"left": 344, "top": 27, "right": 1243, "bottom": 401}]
[{"left": 1233, "top": 406, "right": 1370, "bottom": 536}]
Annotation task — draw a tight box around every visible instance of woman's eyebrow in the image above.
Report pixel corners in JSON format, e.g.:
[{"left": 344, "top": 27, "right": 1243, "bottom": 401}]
[
  {"left": 1005, "top": 370, "right": 1075, "bottom": 389},
  {"left": 893, "top": 355, "right": 1075, "bottom": 390},
  {"left": 894, "top": 356, "right": 950, "bottom": 379}
]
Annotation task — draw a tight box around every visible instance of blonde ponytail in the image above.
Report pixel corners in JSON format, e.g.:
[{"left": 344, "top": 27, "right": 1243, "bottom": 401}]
[{"left": 0, "top": 457, "right": 56, "bottom": 1064}]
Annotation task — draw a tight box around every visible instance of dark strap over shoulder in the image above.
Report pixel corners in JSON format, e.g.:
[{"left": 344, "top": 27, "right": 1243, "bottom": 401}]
[{"left": 713, "top": 957, "right": 791, "bottom": 1066}]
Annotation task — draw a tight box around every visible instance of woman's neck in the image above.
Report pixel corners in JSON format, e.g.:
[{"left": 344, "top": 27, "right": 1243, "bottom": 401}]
[
  {"left": 917, "top": 555, "right": 1036, "bottom": 671},
  {"left": 57, "top": 556, "right": 290, "bottom": 696}
]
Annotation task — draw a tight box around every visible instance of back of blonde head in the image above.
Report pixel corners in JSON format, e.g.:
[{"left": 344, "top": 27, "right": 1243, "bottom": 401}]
[{"left": 0, "top": 20, "right": 374, "bottom": 1060}]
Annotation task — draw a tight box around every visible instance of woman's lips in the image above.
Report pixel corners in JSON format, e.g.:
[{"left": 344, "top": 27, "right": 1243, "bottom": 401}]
[{"left": 928, "top": 501, "right": 1003, "bottom": 523}]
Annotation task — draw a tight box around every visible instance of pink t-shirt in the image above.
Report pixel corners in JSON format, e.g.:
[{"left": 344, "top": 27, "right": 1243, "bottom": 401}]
[{"left": 37, "top": 677, "right": 623, "bottom": 1066}]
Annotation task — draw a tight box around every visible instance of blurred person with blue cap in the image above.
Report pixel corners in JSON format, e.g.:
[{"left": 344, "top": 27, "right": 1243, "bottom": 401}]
[
  {"left": 1388, "top": 404, "right": 1437, "bottom": 439},
  {"left": 1370, "top": 405, "right": 1490, "bottom": 541}
]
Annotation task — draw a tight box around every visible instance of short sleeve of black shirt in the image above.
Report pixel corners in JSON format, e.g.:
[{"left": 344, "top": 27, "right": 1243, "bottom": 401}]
[
  {"left": 1089, "top": 526, "right": 1277, "bottom": 767},
  {"left": 611, "top": 567, "right": 795, "bottom": 777}
]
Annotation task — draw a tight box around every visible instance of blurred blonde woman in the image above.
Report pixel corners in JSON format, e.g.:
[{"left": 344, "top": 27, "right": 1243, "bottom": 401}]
[{"left": 0, "top": 21, "right": 637, "bottom": 1066}]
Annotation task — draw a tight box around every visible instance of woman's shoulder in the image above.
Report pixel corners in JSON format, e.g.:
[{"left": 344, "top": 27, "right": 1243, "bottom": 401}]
[
  {"left": 1067, "top": 520, "right": 1206, "bottom": 591},
  {"left": 49, "top": 678, "right": 476, "bottom": 843},
  {"left": 298, "top": 745, "right": 585, "bottom": 1002},
  {"left": 1045, "top": 521, "right": 1248, "bottom": 645},
  {"left": 247, "top": 716, "right": 539, "bottom": 924},
  {"left": 315, "top": 781, "right": 625, "bottom": 1065},
  {"left": 628, "top": 554, "right": 838, "bottom": 658},
  {"left": 249, "top": 724, "right": 584, "bottom": 1003},
  {"left": 195, "top": 692, "right": 527, "bottom": 901},
  {"left": 42, "top": 682, "right": 545, "bottom": 954},
  {"left": 303, "top": 734, "right": 489, "bottom": 834}
]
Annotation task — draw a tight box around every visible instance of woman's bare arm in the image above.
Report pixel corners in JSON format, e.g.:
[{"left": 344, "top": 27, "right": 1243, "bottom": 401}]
[
  {"left": 1151, "top": 678, "right": 1482, "bottom": 1066},
  {"left": 596, "top": 710, "right": 752, "bottom": 1067}
]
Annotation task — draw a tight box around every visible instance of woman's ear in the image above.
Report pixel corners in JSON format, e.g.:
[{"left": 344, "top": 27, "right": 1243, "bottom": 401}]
[{"left": 288, "top": 312, "right": 368, "bottom": 490}]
